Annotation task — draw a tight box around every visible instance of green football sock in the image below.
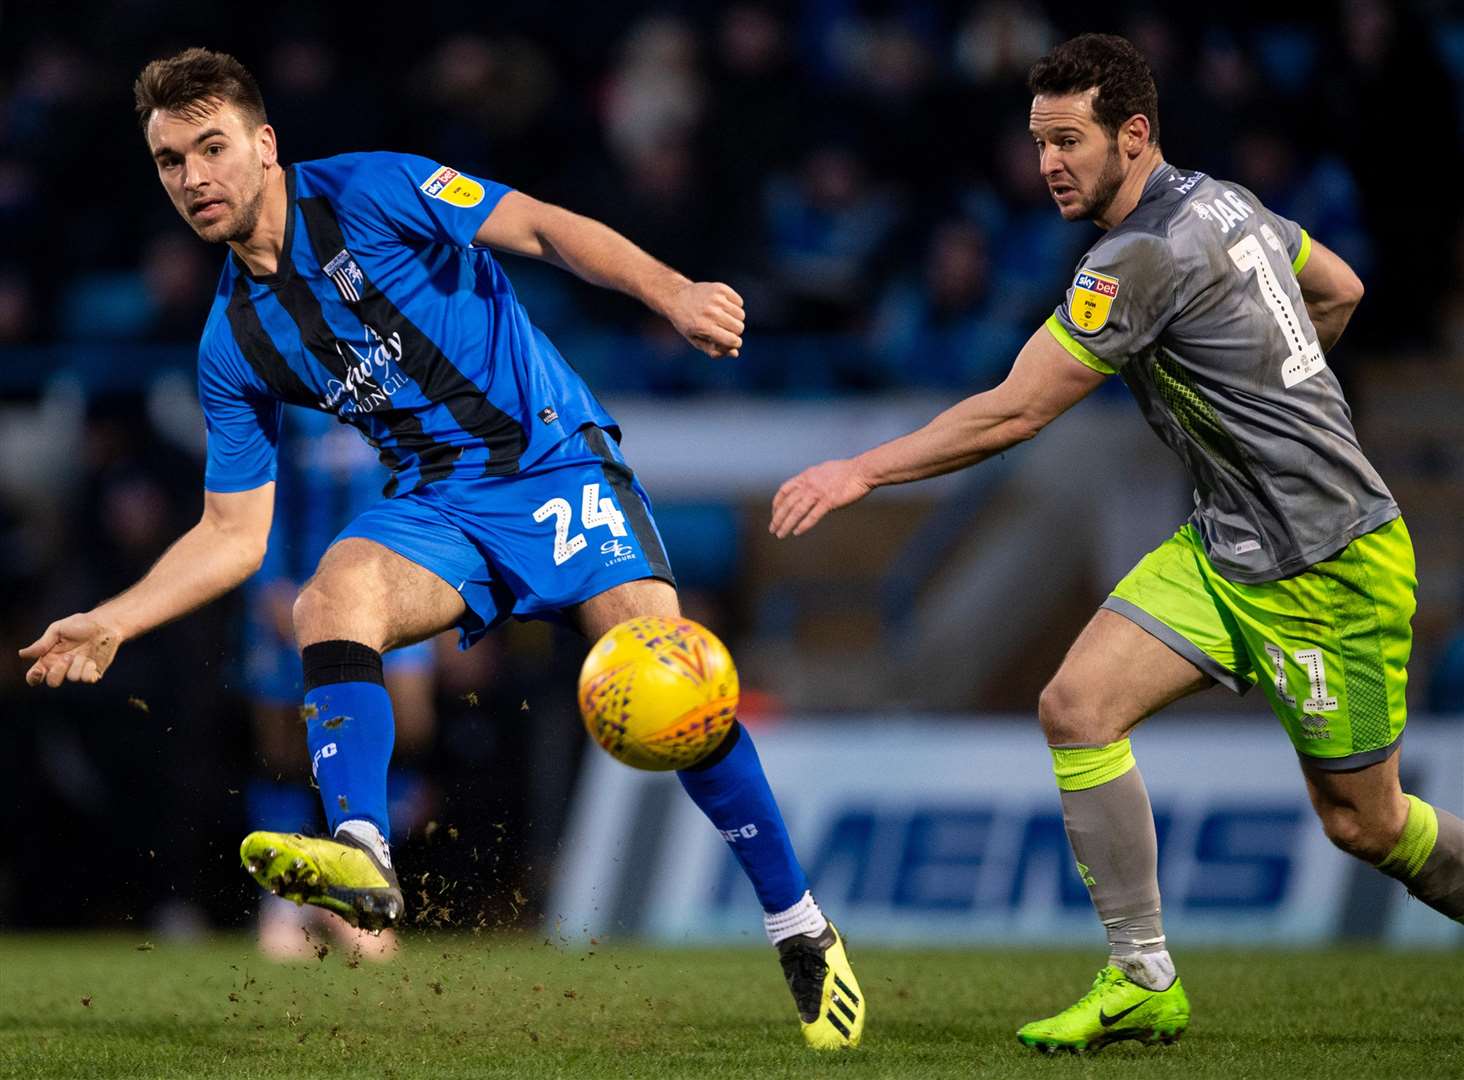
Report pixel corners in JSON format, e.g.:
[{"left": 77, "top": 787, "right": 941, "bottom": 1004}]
[
  {"left": 1051, "top": 740, "right": 1167, "bottom": 970},
  {"left": 1376, "top": 795, "right": 1464, "bottom": 921}
]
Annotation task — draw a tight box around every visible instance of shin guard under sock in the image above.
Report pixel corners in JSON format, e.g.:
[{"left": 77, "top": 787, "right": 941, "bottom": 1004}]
[
  {"left": 677, "top": 722, "right": 810, "bottom": 914},
  {"left": 302, "top": 640, "right": 395, "bottom": 840},
  {"left": 1376, "top": 795, "right": 1464, "bottom": 921},
  {"left": 1052, "top": 739, "right": 1171, "bottom": 985}
]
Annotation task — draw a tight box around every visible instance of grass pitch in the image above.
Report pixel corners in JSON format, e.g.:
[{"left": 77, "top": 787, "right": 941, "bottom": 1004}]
[{"left": 2, "top": 934, "right": 1461, "bottom": 1079}]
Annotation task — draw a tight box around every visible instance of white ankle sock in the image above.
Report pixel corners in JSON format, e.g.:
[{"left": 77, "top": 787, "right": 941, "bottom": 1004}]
[
  {"left": 764, "top": 891, "right": 828, "bottom": 946},
  {"left": 1112, "top": 947, "right": 1175, "bottom": 991},
  {"left": 335, "top": 820, "right": 392, "bottom": 869}
]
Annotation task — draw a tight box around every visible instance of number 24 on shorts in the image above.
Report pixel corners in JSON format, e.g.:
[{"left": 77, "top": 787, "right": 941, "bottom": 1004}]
[{"left": 533, "top": 484, "right": 628, "bottom": 566}]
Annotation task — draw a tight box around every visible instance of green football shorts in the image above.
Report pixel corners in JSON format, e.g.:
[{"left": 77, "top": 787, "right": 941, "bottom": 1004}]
[{"left": 1104, "top": 517, "right": 1415, "bottom": 769}]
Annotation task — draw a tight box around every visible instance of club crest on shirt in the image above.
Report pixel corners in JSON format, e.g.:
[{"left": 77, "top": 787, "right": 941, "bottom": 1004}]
[
  {"left": 323, "top": 248, "right": 366, "bottom": 303},
  {"left": 1069, "top": 269, "right": 1120, "bottom": 333},
  {"left": 419, "top": 165, "right": 485, "bottom": 208}
]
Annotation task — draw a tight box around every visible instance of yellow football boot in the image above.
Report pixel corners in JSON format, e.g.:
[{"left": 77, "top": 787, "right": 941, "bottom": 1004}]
[
  {"left": 777, "top": 923, "right": 865, "bottom": 1049},
  {"left": 240, "top": 830, "right": 402, "bottom": 931},
  {"left": 1017, "top": 965, "right": 1189, "bottom": 1053}
]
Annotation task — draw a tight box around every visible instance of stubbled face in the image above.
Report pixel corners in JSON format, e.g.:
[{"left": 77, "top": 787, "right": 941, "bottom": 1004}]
[
  {"left": 1029, "top": 90, "right": 1126, "bottom": 223},
  {"left": 146, "top": 99, "right": 273, "bottom": 244}
]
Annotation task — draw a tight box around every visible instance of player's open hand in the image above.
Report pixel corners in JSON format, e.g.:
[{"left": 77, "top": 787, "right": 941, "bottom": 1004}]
[
  {"left": 770, "top": 458, "right": 872, "bottom": 538},
  {"left": 666, "top": 281, "right": 744, "bottom": 359},
  {"left": 18, "top": 613, "right": 122, "bottom": 688}
]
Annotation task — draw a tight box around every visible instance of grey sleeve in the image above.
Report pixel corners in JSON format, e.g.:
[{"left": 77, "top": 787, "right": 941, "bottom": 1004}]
[
  {"left": 1268, "top": 212, "right": 1311, "bottom": 274},
  {"left": 1049, "top": 232, "right": 1178, "bottom": 373},
  {"left": 1229, "top": 181, "right": 1309, "bottom": 274}
]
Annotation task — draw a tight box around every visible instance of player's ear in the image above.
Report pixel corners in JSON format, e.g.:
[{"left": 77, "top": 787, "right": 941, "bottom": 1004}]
[
  {"left": 1121, "top": 114, "right": 1149, "bottom": 159},
  {"left": 256, "top": 123, "right": 278, "bottom": 168}
]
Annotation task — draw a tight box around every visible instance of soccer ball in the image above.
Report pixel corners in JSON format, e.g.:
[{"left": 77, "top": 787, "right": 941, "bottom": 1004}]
[{"left": 578, "top": 615, "right": 739, "bottom": 771}]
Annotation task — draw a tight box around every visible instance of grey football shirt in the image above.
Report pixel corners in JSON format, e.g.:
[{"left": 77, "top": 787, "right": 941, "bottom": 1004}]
[{"left": 1047, "top": 162, "right": 1397, "bottom": 583}]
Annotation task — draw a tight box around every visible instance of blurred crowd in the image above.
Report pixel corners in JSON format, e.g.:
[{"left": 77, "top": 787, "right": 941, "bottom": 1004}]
[
  {"left": 2, "top": 1, "right": 1464, "bottom": 932},
  {"left": 2, "top": 1, "right": 1462, "bottom": 392}
]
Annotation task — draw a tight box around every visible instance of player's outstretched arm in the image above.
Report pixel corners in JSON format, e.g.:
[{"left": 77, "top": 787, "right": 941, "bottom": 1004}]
[
  {"left": 770, "top": 325, "right": 1107, "bottom": 538},
  {"left": 473, "top": 191, "right": 744, "bottom": 359},
  {"left": 1297, "top": 238, "right": 1364, "bottom": 353},
  {"left": 19, "top": 484, "right": 274, "bottom": 687}
]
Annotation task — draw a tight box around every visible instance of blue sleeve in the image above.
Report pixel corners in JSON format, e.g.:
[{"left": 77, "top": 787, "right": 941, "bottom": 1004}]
[
  {"left": 354, "top": 152, "right": 512, "bottom": 249},
  {"left": 198, "top": 335, "right": 282, "bottom": 493}
]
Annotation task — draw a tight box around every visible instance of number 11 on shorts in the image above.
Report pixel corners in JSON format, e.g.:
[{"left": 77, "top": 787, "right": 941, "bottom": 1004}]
[
  {"left": 1265, "top": 642, "right": 1339, "bottom": 713},
  {"left": 533, "top": 483, "right": 628, "bottom": 566}
]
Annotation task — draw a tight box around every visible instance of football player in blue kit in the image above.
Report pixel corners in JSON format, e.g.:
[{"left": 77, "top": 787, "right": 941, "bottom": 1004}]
[{"left": 19, "top": 48, "right": 864, "bottom": 1049}]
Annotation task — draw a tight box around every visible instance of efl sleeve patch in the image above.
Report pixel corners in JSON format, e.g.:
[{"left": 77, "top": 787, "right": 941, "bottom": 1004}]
[
  {"left": 419, "top": 165, "right": 485, "bottom": 208},
  {"left": 1069, "top": 269, "right": 1120, "bottom": 333}
]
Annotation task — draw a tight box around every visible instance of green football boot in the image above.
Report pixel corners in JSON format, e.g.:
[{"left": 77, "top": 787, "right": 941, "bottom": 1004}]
[
  {"left": 1017, "top": 965, "right": 1188, "bottom": 1053},
  {"left": 240, "top": 830, "right": 403, "bottom": 932},
  {"left": 777, "top": 923, "right": 865, "bottom": 1049}
]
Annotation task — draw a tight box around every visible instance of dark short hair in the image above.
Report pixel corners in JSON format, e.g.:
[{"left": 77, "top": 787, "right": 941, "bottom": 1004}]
[
  {"left": 1027, "top": 33, "right": 1159, "bottom": 145},
  {"left": 134, "top": 47, "right": 267, "bottom": 131}
]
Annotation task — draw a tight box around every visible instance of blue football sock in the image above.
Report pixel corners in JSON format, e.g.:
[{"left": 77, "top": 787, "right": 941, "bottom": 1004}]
[
  {"left": 677, "top": 722, "right": 809, "bottom": 913},
  {"left": 302, "top": 640, "right": 395, "bottom": 840}
]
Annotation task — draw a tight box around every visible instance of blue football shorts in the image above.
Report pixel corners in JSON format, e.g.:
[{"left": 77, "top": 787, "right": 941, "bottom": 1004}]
[{"left": 334, "top": 425, "right": 675, "bottom": 648}]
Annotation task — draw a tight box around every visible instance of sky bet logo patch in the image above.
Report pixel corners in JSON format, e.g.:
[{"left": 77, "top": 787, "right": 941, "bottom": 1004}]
[
  {"left": 419, "top": 165, "right": 485, "bottom": 208},
  {"left": 1069, "top": 269, "right": 1120, "bottom": 332}
]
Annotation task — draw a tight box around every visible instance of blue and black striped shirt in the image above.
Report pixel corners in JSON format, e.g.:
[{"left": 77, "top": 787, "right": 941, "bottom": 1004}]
[{"left": 197, "top": 152, "right": 616, "bottom": 497}]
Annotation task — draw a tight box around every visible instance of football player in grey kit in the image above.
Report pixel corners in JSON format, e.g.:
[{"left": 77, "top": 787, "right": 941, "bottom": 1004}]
[{"left": 772, "top": 33, "right": 1464, "bottom": 1052}]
